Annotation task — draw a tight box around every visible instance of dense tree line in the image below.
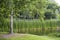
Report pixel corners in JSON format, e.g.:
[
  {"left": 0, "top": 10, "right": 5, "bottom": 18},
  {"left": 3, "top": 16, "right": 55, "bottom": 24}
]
[{"left": 0, "top": 0, "right": 60, "bottom": 20}]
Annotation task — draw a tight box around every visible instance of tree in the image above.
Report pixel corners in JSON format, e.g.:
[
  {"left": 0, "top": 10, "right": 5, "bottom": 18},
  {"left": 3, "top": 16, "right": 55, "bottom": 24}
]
[
  {"left": 44, "top": 11, "right": 56, "bottom": 19},
  {"left": 44, "top": 0, "right": 58, "bottom": 19},
  {"left": 9, "top": 0, "right": 14, "bottom": 34},
  {"left": 15, "top": 0, "right": 47, "bottom": 19}
]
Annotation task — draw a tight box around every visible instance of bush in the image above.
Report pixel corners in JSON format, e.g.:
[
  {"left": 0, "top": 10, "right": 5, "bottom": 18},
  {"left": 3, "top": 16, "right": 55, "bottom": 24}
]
[{"left": 48, "top": 33, "right": 60, "bottom": 37}]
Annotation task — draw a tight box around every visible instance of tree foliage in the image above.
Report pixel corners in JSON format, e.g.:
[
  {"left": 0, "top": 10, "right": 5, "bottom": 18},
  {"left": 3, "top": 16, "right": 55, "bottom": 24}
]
[{"left": 0, "top": 0, "right": 60, "bottom": 19}]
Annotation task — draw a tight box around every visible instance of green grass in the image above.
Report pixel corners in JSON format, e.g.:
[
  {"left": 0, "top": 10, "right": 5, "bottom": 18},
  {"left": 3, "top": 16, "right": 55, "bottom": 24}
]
[
  {"left": 13, "top": 19, "right": 57, "bottom": 34},
  {"left": 0, "top": 19, "right": 60, "bottom": 35},
  {"left": 0, "top": 34, "right": 60, "bottom": 40}
]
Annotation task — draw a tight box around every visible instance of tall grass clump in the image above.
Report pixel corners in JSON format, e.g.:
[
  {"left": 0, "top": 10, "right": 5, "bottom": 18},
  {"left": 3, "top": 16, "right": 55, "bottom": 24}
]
[
  {"left": 0, "top": 18, "right": 60, "bottom": 35},
  {"left": 13, "top": 19, "right": 59, "bottom": 35}
]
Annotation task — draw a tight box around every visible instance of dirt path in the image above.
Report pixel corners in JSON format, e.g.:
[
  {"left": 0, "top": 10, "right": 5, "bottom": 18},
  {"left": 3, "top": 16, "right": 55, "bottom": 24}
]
[{"left": 0, "top": 33, "right": 28, "bottom": 38}]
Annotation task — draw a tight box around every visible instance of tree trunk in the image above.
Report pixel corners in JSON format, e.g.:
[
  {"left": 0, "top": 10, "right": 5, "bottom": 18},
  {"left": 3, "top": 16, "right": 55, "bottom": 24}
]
[{"left": 10, "top": 10, "right": 13, "bottom": 34}]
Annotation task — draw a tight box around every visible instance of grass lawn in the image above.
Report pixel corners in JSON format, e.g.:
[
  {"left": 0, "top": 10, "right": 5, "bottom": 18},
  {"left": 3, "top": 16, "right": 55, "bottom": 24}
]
[{"left": 0, "top": 33, "right": 60, "bottom": 40}]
